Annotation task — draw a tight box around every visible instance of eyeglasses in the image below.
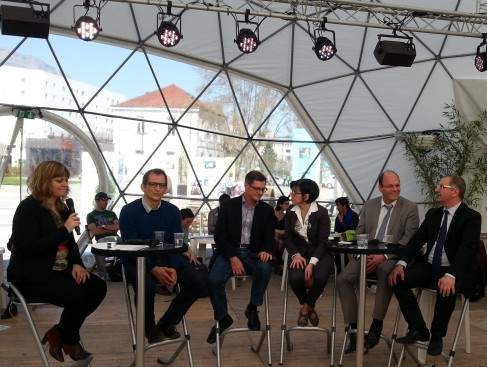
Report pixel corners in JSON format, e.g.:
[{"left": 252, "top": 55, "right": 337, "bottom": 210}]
[
  {"left": 248, "top": 184, "right": 267, "bottom": 193},
  {"left": 291, "top": 190, "right": 302, "bottom": 195},
  {"left": 146, "top": 182, "right": 167, "bottom": 189},
  {"left": 97, "top": 198, "right": 109, "bottom": 201},
  {"left": 381, "top": 184, "right": 401, "bottom": 189},
  {"left": 437, "top": 184, "right": 456, "bottom": 190}
]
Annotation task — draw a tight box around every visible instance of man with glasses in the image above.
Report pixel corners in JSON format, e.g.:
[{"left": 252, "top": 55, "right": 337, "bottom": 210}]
[
  {"left": 206, "top": 170, "right": 276, "bottom": 344},
  {"left": 337, "top": 170, "right": 420, "bottom": 353},
  {"left": 119, "top": 168, "right": 207, "bottom": 343},
  {"left": 87, "top": 192, "right": 119, "bottom": 279},
  {"left": 389, "top": 175, "right": 481, "bottom": 356}
]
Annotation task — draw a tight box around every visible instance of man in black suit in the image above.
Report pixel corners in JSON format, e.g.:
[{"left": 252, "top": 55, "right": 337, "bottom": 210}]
[
  {"left": 389, "top": 175, "right": 481, "bottom": 356},
  {"left": 206, "top": 170, "right": 276, "bottom": 344}
]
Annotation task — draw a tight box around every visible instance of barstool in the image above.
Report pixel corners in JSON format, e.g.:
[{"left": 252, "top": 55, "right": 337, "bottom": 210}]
[
  {"left": 213, "top": 275, "right": 272, "bottom": 367},
  {"left": 387, "top": 287, "right": 470, "bottom": 367},
  {"left": 121, "top": 264, "right": 194, "bottom": 367},
  {"left": 279, "top": 262, "right": 337, "bottom": 366},
  {"left": 0, "top": 282, "right": 93, "bottom": 367},
  {"left": 338, "top": 275, "right": 400, "bottom": 366}
]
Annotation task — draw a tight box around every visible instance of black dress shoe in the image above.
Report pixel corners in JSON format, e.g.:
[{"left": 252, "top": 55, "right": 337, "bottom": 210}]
[
  {"left": 344, "top": 333, "right": 356, "bottom": 354},
  {"left": 364, "top": 323, "right": 383, "bottom": 350},
  {"left": 427, "top": 336, "right": 443, "bottom": 356},
  {"left": 245, "top": 307, "right": 261, "bottom": 331},
  {"left": 396, "top": 328, "right": 430, "bottom": 344},
  {"left": 207, "top": 314, "right": 233, "bottom": 344}
]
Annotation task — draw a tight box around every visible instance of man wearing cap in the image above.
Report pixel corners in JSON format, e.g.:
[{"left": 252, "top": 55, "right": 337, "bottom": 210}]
[{"left": 86, "top": 192, "right": 119, "bottom": 278}]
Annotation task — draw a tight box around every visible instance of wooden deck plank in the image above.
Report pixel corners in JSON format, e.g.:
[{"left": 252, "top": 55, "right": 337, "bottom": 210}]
[{"left": 0, "top": 275, "right": 485, "bottom": 367}]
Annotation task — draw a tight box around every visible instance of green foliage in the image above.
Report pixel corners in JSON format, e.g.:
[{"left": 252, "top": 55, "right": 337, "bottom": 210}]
[{"left": 401, "top": 104, "right": 487, "bottom": 208}]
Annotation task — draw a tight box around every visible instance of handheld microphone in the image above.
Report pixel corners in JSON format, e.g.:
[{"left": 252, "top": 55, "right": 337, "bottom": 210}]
[{"left": 65, "top": 198, "right": 81, "bottom": 235}]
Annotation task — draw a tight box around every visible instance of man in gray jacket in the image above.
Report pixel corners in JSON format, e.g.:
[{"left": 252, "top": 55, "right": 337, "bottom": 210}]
[{"left": 337, "top": 170, "right": 420, "bottom": 353}]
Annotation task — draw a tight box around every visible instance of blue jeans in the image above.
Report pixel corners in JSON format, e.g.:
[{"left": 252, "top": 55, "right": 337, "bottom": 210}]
[{"left": 208, "top": 249, "right": 272, "bottom": 321}]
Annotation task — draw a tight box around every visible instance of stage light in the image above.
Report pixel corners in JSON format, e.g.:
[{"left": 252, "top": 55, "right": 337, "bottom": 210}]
[
  {"left": 157, "top": 21, "right": 181, "bottom": 47},
  {"left": 234, "top": 9, "right": 262, "bottom": 54},
  {"left": 0, "top": 3, "right": 50, "bottom": 39},
  {"left": 156, "top": 2, "right": 183, "bottom": 48},
  {"left": 236, "top": 28, "right": 259, "bottom": 53},
  {"left": 374, "top": 32, "right": 416, "bottom": 67},
  {"left": 475, "top": 37, "right": 487, "bottom": 72},
  {"left": 72, "top": 0, "right": 102, "bottom": 41},
  {"left": 311, "top": 19, "right": 337, "bottom": 61},
  {"left": 74, "top": 16, "right": 99, "bottom": 41}
]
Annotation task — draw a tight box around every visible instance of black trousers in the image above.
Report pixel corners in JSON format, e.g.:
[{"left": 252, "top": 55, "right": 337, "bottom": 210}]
[
  {"left": 127, "top": 259, "right": 208, "bottom": 331},
  {"left": 16, "top": 269, "right": 107, "bottom": 344},
  {"left": 392, "top": 261, "right": 457, "bottom": 337},
  {"left": 288, "top": 249, "right": 335, "bottom": 309}
]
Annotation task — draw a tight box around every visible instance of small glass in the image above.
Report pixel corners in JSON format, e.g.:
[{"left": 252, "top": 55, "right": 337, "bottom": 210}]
[
  {"left": 384, "top": 234, "right": 395, "bottom": 245},
  {"left": 356, "top": 234, "right": 369, "bottom": 249},
  {"left": 154, "top": 231, "right": 165, "bottom": 244},
  {"left": 174, "top": 233, "right": 184, "bottom": 248},
  {"left": 106, "top": 235, "right": 117, "bottom": 249}
]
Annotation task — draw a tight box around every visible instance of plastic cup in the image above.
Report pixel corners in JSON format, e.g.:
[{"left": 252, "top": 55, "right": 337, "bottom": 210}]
[
  {"left": 356, "top": 234, "right": 369, "bottom": 249},
  {"left": 174, "top": 233, "right": 184, "bottom": 248},
  {"left": 154, "top": 231, "right": 165, "bottom": 244},
  {"left": 105, "top": 236, "right": 117, "bottom": 249}
]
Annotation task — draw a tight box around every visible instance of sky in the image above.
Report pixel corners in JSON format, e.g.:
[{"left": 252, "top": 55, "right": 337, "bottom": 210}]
[{"left": 0, "top": 34, "right": 204, "bottom": 99}]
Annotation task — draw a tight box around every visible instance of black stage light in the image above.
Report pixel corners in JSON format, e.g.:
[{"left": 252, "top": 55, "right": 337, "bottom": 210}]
[
  {"left": 313, "top": 36, "right": 336, "bottom": 61},
  {"left": 0, "top": 4, "right": 50, "bottom": 39},
  {"left": 311, "top": 19, "right": 337, "bottom": 61},
  {"left": 236, "top": 28, "right": 259, "bottom": 54},
  {"left": 374, "top": 34, "right": 416, "bottom": 67},
  {"left": 74, "top": 15, "right": 100, "bottom": 41},
  {"left": 234, "top": 9, "right": 262, "bottom": 54},
  {"left": 475, "top": 38, "right": 487, "bottom": 72},
  {"left": 157, "top": 21, "right": 182, "bottom": 47}
]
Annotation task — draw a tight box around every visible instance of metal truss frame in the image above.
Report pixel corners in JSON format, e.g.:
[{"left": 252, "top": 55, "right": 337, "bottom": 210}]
[{"left": 111, "top": 0, "right": 487, "bottom": 38}]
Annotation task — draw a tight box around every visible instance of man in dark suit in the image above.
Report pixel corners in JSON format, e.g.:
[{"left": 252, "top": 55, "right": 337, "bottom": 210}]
[
  {"left": 206, "top": 170, "right": 276, "bottom": 344},
  {"left": 389, "top": 175, "right": 481, "bottom": 356},
  {"left": 337, "top": 170, "right": 420, "bottom": 353}
]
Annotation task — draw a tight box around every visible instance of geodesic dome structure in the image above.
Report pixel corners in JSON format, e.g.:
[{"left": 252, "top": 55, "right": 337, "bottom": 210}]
[{"left": 1, "top": 0, "right": 487, "bottom": 228}]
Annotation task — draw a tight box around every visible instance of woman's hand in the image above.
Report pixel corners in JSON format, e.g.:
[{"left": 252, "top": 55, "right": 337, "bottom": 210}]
[
  {"left": 290, "top": 253, "right": 307, "bottom": 269},
  {"left": 64, "top": 213, "right": 81, "bottom": 234},
  {"left": 72, "top": 264, "right": 90, "bottom": 284},
  {"left": 184, "top": 250, "right": 201, "bottom": 265}
]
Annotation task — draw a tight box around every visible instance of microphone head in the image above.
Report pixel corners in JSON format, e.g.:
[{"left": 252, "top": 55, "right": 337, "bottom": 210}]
[{"left": 65, "top": 198, "right": 75, "bottom": 211}]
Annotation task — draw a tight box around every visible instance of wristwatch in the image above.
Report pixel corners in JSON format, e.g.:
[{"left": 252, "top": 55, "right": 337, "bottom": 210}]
[{"left": 102, "top": 225, "right": 106, "bottom": 229}]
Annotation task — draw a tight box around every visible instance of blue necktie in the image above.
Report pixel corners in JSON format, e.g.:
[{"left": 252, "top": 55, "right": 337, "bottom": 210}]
[
  {"left": 432, "top": 210, "right": 449, "bottom": 280},
  {"left": 376, "top": 204, "right": 392, "bottom": 242}
]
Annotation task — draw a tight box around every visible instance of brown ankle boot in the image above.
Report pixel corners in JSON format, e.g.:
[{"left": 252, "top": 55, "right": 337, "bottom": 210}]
[
  {"left": 41, "top": 326, "right": 64, "bottom": 362},
  {"left": 62, "top": 342, "right": 92, "bottom": 361}
]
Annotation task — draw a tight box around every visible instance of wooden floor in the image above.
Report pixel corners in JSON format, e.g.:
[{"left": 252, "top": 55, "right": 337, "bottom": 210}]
[{"left": 0, "top": 274, "right": 486, "bottom": 367}]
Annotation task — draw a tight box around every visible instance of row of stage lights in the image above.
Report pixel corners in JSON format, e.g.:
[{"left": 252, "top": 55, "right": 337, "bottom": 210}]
[
  {"left": 1, "top": 1, "right": 485, "bottom": 70},
  {"left": 71, "top": 3, "right": 415, "bottom": 67}
]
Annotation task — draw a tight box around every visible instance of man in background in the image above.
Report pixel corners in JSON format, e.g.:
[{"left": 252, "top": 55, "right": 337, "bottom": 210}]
[
  {"left": 86, "top": 192, "right": 119, "bottom": 279},
  {"left": 208, "top": 193, "right": 230, "bottom": 235}
]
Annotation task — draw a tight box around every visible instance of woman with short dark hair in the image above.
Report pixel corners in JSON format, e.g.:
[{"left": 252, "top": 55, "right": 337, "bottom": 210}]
[{"left": 285, "top": 179, "right": 334, "bottom": 327}]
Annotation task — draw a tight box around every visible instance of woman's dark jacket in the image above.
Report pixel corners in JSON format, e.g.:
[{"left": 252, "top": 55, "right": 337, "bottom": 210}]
[{"left": 7, "top": 195, "right": 84, "bottom": 284}]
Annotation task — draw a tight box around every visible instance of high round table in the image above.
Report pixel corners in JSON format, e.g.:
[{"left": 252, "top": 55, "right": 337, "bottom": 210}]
[
  {"left": 326, "top": 242, "right": 400, "bottom": 367},
  {"left": 91, "top": 242, "right": 187, "bottom": 367}
]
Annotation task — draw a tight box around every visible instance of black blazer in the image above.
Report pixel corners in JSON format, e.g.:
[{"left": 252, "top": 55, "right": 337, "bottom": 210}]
[
  {"left": 284, "top": 203, "right": 330, "bottom": 261},
  {"left": 399, "top": 203, "right": 481, "bottom": 297},
  {"left": 7, "top": 195, "right": 84, "bottom": 284},
  {"left": 214, "top": 195, "right": 276, "bottom": 260}
]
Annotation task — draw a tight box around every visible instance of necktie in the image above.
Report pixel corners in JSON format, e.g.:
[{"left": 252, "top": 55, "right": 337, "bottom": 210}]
[
  {"left": 376, "top": 204, "right": 392, "bottom": 242},
  {"left": 432, "top": 210, "right": 449, "bottom": 279}
]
